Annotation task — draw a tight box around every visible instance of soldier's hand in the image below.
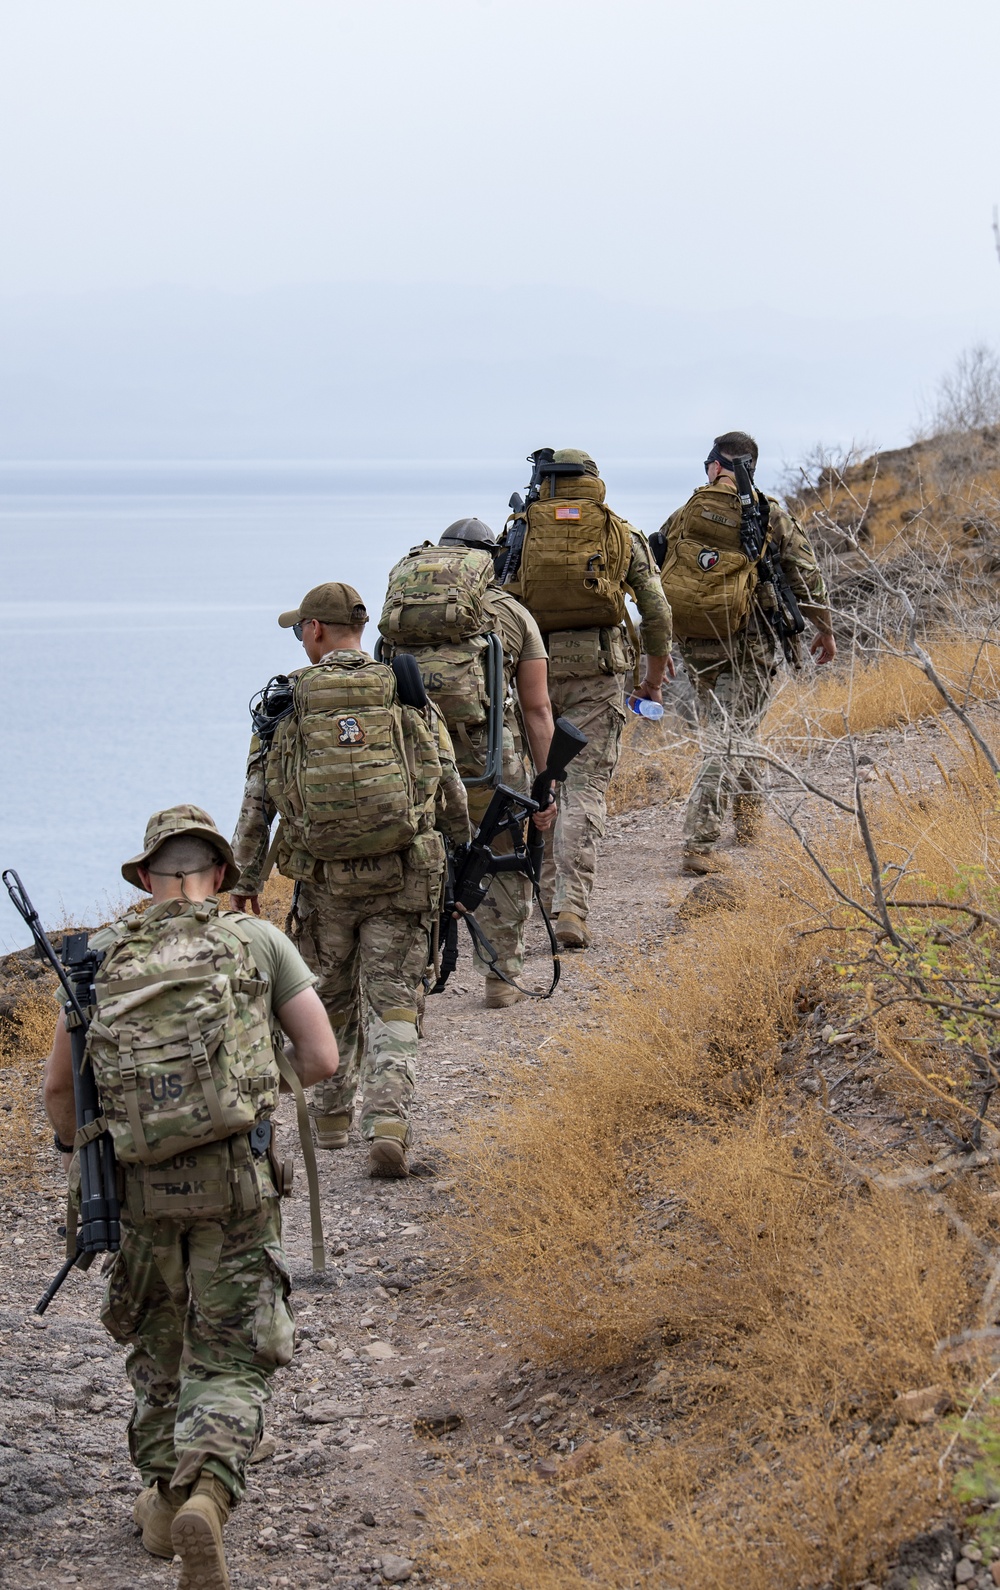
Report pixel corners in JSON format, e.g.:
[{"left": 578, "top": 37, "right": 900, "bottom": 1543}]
[
  {"left": 532, "top": 780, "right": 558, "bottom": 832},
  {"left": 810, "top": 630, "right": 837, "bottom": 666},
  {"left": 231, "top": 894, "right": 262, "bottom": 915},
  {"left": 635, "top": 675, "right": 665, "bottom": 704}
]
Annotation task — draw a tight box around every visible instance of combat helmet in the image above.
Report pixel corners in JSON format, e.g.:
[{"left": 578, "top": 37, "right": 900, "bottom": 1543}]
[{"left": 439, "top": 517, "right": 497, "bottom": 551}]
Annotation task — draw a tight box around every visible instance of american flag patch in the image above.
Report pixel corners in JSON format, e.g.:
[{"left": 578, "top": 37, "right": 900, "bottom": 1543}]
[{"left": 554, "top": 505, "right": 581, "bottom": 520}]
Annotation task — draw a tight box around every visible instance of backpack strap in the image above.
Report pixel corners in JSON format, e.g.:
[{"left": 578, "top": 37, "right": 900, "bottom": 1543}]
[{"left": 117, "top": 1034, "right": 155, "bottom": 1165}]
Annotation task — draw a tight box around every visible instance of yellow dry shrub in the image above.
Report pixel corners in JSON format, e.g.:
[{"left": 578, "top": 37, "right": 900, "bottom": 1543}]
[
  {"left": 458, "top": 874, "right": 812, "bottom": 1363},
  {"left": 765, "top": 636, "right": 1000, "bottom": 745},
  {"left": 431, "top": 1420, "right": 943, "bottom": 1590},
  {"left": 0, "top": 976, "right": 59, "bottom": 1191},
  {"left": 607, "top": 717, "right": 698, "bottom": 816}
]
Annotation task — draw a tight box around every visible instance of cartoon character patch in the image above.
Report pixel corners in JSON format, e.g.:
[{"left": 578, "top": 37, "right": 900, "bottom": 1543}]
[
  {"left": 697, "top": 548, "right": 721, "bottom": 571},
  {"left": 337, "top": 716, "right": 366, "bottom": 746}
]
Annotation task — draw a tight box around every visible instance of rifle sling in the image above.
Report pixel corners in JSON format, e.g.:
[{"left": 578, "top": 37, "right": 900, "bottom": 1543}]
[{"left": 276, "top": 1048, "right": 326, "bottom": 1273}]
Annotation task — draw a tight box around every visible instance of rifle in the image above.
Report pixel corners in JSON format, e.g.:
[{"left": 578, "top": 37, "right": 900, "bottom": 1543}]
[
  {"left": 2, "top": 871, "right": 120, "bottom": 1315},
  {"left": 731, "top": 454, "right": 805, "bottom": 666},
  {"left": 430, "top": 716, "right": 588, "bottom": 997},
  {"left": 494, "top": 448, "right": 590, "bottom": 587}
]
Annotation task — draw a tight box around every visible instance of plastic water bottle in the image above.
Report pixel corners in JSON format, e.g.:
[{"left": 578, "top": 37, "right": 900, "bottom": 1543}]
[{"left": 627, "top": 696, "right": 664, "bottom": 720}]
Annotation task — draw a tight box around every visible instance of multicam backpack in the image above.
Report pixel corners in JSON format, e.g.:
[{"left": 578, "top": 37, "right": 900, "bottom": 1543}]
[
  {"left": 379, "top": 545, "right": 495, "bottom": 736},
  {"left": 509, "top": 473, "right": 631, "bottom": 632},
  {"left": 660, "top": 483, "right": 769, "bottom": 641},
  {"left": 85, "top": 899, "right": 280, "bottom": 1166},
  {"left": 264, "top": 654, "right": 419, "bottom": 864}
]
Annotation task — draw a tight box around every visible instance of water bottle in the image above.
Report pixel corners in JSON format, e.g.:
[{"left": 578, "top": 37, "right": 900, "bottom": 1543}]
[{"left": 627, "top": 695, "right": 664, "bottom": 720}]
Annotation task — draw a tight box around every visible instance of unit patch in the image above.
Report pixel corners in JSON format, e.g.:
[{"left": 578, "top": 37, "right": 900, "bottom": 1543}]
[
  {"left": 554, "top": 505, "right": 581, "bottom": 521},
  {"left": 337, "top": 715, "right": 366, "bottom": 746},
  {"left": 697, "top": 548, "right": 721, "bottom": 571}
]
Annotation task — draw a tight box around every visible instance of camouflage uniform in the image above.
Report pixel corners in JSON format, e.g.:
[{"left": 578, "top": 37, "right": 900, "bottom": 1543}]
[
  {"left": 450, "top": 587, "right": 547, "bottom": 982},
  {"left": 543, "top": 531, "right": 673, "bottom": 917},
  {"left": 232, "top": 649, "right": 470, "bottom": 1143},
  {"left": 659, "top": 482, "right": 830, "bottom": 851},
  {"left": 82, "top": 804, "right": 316, "bottom": 1513},
  {"left": 102, "top": 1150, "right": 293, "bottom": 1504}
]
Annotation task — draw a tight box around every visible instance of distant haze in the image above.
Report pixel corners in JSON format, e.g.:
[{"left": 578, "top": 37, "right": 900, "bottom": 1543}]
[{"left": 0, "top": 284, "right": 993, "bottom": 480}]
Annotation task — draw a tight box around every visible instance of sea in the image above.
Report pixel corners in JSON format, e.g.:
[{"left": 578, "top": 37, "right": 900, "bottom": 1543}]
[{"left": 0, "top": 457, "right": 697, "bottom": 948}]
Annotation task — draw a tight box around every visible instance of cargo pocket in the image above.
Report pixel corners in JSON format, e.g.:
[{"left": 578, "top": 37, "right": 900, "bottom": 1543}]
[
  {"left": 101, "top": 1250, "right": 145, "bottom": 1345},
  {"left": 252, "top": 1245, "right": 295, "bottom": 1369}
]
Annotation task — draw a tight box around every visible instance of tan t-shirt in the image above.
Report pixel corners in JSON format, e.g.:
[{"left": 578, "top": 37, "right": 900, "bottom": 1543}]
[{"left": 482, "top": 587, "right": 548, "bottom": 679}]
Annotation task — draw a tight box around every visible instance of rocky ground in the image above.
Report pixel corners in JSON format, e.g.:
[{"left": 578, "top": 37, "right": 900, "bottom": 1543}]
[{"left": 0, "top": 713, "right": 996, "bottom": 1589}]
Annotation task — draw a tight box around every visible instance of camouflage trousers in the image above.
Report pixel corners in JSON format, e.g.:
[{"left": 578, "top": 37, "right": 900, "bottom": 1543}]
[
  {"left": 292, "top": 877, "right": 432, "bottom": 1142},
  {"left": 679, "top": 631, "right": 777, "bottom": 850},
  {"left": 100, "top": 1155, "right": 293, "bottom": 1505},
  {"left": 542, "top": 672, "right": 626, "bottom": 918},
  {"left": 461, "top": 725, "right": 534, "bottom": 981}
]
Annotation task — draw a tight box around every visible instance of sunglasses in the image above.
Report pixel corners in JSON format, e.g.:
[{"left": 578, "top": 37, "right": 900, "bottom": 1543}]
[{"left": 292, "top": 620, "right": 316, "bottom": 642}]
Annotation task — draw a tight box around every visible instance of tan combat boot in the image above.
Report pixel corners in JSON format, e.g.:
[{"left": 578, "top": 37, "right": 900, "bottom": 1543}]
[
  {"left": 314, "top": 1111, "right": 352, "bottom": 1150},
  {"left": 555, "top": 912, "right": 591, "bottom": 950},
  {"left": 133, "top": 1481, "right": 188, "bottom": 1558},
  {"left": 170, "top": 1472, "right": 232, "bottom": 1590},
  {"left": 369, "top": 1122, "right": 409, "bottom": 1179},
  {"left": 484, "top": 974, "right": 525, "bottom": 1009},
  {"left": 681, "top": 847, "right": 726, "bottom": 877}
]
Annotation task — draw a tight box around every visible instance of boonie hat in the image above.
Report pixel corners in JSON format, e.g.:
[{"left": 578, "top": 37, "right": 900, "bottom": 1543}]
[
  {"left": 121, "top": 804, "right": 240, "bottom": 893},
  {"left": 278, "top": 582, "right": 368, "bottom": 630}
]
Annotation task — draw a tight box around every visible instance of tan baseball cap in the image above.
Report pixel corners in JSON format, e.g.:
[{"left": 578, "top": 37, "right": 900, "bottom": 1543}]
[
  {"left": 278, "top": 582, "right": 368, "bottom": 629},
  {"left": 121, "top": 804, "right": 240, "bottom": 893}
]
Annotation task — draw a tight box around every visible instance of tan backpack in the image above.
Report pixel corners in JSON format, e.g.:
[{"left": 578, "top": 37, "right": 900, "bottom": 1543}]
[
  {"left": 265, "top": 655, "right": 419, "bottom": 865},
  {"left": 85, "top": 900, "right": 279, "bottom": 1166},
  {"left": 509, "top": 473, "right": 631, "bottom": 632},
  {"left": 660, "top": 484, "right": 768, "bottom": 641},
  {"left": 379, "top": 546, "right": 494, "bottom": 734}
]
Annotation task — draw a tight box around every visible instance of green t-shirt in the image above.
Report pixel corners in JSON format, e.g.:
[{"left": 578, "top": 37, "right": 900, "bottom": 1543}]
[{"left": 90, "top": 906, "right": 316, "bottom": 1016}]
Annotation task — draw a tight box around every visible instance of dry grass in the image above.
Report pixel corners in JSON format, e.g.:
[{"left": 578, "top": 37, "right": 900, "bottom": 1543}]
[
  {"left": 435, "top": 783, "right": 996, "bottom": 1585},
  {"left": 0, "top": 967, "right": 59, "bottom": 1191},
  {"left": 766, "top": 635, "right": 1000, "bottom": 746},
  {"left": 607, "top": 717, "right": 698, "bottom": 816}
]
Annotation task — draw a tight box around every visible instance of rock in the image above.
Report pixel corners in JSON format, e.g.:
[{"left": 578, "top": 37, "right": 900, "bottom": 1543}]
[
  {"left": 962, "top": 1544, "right": 984, "bottom": 1563},
  {"left": 249, "top": 1434, "right": 278, "bottom": 1464},
  {"left": 991, "top": 1563, "right": 1000, "bottom": 1587},
  {"left": 399, "top": 1224, "right": 423, "bottom": 1237},
  {"left": 361, "top": 1510, "right": 377, "bottom": 1527},
  {"left": 884, "top": 1527, "right": 960, "bottom": 1590},
  {"left": 359, "top": 1314, "right": 377, "bottom": 1328},
  {"left": 363, "top": 1341, "right": 396, "bottom": 1361},
  {"left": 956, "top": 1561, "right": 976, "bottom": 1585},
  {"left": 304, "top": 1401, "right": 365, "bottom": 1423},
  {"left": 379, "top": 1553, "right": 414, "bottom": 1583},
  {"left": 646, "top": 1369, "right": 672, "bottom": 1398},
  {"left": 558, "top": 1442, "right": 600, "bottom": 1479},
  {"left": 677, "top": 875, "right": 745, "bottom": 922},
  {"left": 534, "top": 1458, "right": 559, "bottom": 1480},
  {"left": 400, "top": 1372, "right": 418, "bottom": 1388},
  {"left": 317, "top": 1337, "right": 339, "bottom": 1353},
  {"left": 349, "top": 1442, "right": 376, "bottom": 1453},
  {"left": 339, "top": 1347, "right": 358, "bottom": 1362},
  {"left": 413, "top": 1407, "right": 463, "bottom": 1437},
  {"left": 894, "top": 1385, "right": 951, "bottom": 1424}
]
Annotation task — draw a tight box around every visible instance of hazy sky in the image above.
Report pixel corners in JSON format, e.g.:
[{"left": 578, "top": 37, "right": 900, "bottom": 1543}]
[{"left": 2, "top": 0, "right": 999, "bottom": 321}]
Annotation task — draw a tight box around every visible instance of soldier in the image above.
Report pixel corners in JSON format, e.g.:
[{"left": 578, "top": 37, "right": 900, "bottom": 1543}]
[
  {"left": 498, "top": 449, "right": 673, "bottom": 949},
  {"left": 379, "top": 517, "right": 557, "bottom": 1008},
  {"left": 657, "top": 431, "right": 836, "bottom": 874},
  {"left": 43, "top": 805, "right": 338, "bottom": 1589},
  {"left": 231, "top": 581, "right": 470, "bottom": 1174}
]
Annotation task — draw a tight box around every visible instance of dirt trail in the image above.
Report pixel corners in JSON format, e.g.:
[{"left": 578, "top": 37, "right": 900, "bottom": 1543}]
[{"left": 0, "top": 716, "right": 967, "bottom": 1589}]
